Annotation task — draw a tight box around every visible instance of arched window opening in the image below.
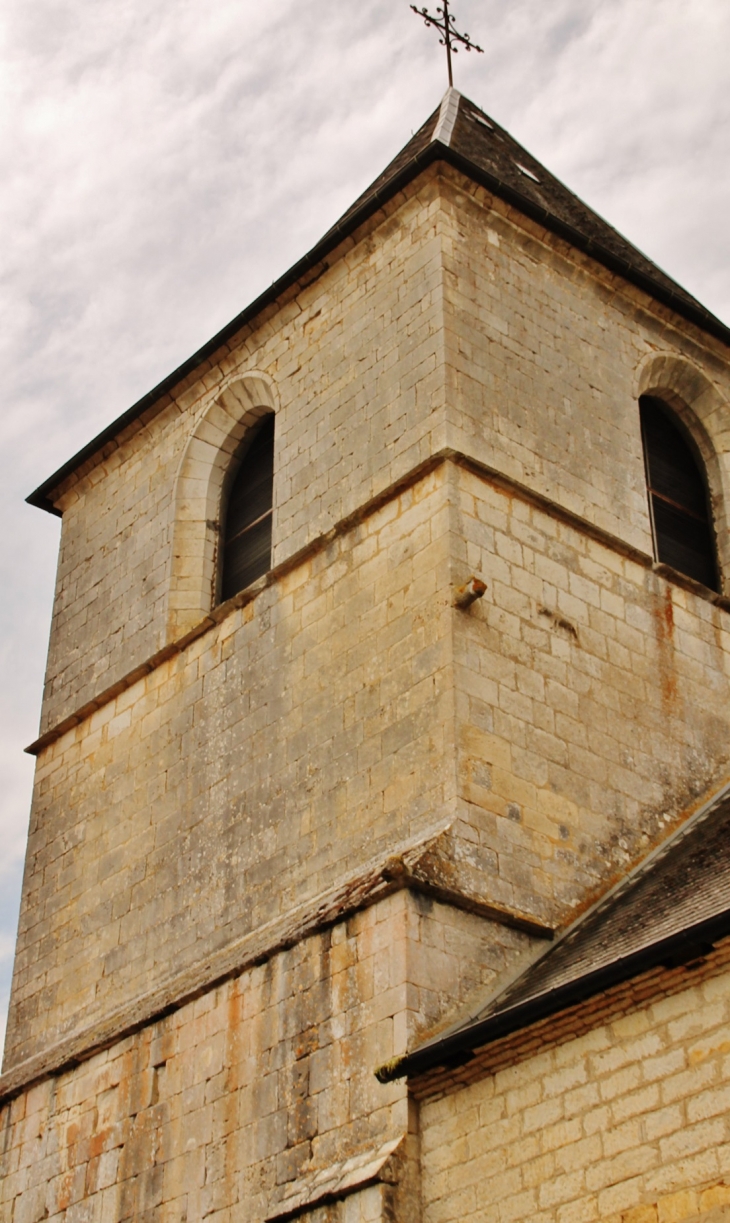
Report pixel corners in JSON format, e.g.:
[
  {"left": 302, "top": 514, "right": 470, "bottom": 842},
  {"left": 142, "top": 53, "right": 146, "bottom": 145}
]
[
  {"left": 640, "top": 395, "right": 718, "bottom": 591},
  {"left": 220, "top": 414, "right": 274, "bottom": 603}
]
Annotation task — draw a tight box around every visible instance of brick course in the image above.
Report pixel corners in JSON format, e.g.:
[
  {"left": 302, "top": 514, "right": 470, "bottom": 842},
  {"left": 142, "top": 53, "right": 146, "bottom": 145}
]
[{"left": 420, "top": 946, "right": 730, "bottom": 1223}]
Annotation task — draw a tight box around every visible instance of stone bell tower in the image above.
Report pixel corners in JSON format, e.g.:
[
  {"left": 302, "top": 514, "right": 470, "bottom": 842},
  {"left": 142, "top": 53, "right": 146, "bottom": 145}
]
[{"left": 3, "top": 88, "right": 730, "bottom": 1223}]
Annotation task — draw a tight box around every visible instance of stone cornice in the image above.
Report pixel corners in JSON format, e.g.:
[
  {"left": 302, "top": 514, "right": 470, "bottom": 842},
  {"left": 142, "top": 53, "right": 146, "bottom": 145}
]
[
  {"left": 0, "top": 827, "right": 553, "bottom": 1106},
  {"left": 27, "top": 449, "right": 730, "bottom": 757}
]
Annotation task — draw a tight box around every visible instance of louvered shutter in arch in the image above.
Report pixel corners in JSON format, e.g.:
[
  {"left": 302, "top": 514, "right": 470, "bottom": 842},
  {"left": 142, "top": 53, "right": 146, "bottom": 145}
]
[
  {"left": 640, "top": 395, "right": 718, "bottom": 592},
  {"left": 220, "top": 414, "right": 275, "bottom": 603}
]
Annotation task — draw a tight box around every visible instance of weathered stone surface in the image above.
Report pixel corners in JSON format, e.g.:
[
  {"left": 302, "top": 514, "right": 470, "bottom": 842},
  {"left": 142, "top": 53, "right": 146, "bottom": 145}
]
[
  {"left": 0, "top": 893, "right": 529, "bottom": 1223},
  {"left": 10, "top": 452, "right": 730, "bottom": 1071},
  {"left": 37, "top": 170, "right": 730, "bottom": 736},
  {"left": 0, "top": 833, "right": 547, "bottom": 1101},
  {"left": 7, "top": 470, "right": 458, "bottom": 1069},
  {"left": 5, "top": 139, "right": 730, "bottom": 1223}
]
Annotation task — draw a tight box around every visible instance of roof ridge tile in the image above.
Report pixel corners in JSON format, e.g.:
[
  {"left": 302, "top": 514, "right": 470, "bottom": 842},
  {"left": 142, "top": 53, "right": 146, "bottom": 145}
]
[{"left": 431, "top": 87, "right": 461, "bottom": 147}]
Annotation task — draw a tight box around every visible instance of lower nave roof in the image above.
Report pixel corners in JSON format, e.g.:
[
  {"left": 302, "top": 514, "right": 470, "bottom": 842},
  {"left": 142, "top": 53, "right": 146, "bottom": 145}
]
[{"left": 378, "top": 778, "right": 730, "bottom": 1083}]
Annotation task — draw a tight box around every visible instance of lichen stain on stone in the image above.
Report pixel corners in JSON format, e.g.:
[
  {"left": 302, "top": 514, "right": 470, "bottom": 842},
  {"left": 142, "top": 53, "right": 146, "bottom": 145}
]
[{"left": 538, "top": 605, "right": 579, "bottom": 639}]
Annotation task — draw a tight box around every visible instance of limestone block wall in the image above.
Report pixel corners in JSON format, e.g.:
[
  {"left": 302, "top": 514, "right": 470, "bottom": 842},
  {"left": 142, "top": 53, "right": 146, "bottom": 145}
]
[
  {"left": 6, "top": 472, "right": 456, "bottom": 1068},
  {"left": 38, "top": 165, "right": 730, "bottom": 742},
  {"left": 40, "top": 174, "right": 449, "bottom": 734},
  {"left": 41, "top": 410, "right": 180, "bottom": 735},
  {"left": 451, "top": 462, "right": 730, "bottom": 924},
  {"left": 419, "top": 942, "right": 730, "bottom": 1223},
  {"left": 11, "top": 452, "right": 730, "bottom": 1071},
  {"left": 0, "top": 892, "right": 532, "bottom": 1223},
  {"left": 438, "top": 168, "right": 730, "bottom": 570}
]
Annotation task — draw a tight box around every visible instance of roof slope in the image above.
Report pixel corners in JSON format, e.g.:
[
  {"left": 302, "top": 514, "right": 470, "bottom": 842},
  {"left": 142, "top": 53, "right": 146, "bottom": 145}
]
[
  {"left": 449, "top": 93, "right": 718, "bottom": 321},
  {"left": 381, "top": 779, "right": 730, "bottom": 1081},
  {"left": 28, "top": 89, "right": 730, "bottom": 515},
  {"left": 339, "top": 89, "right": 722, "bottom": 332}
]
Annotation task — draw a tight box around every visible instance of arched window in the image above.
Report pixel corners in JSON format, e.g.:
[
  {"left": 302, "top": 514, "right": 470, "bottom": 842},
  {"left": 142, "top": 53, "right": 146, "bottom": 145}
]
[
  {"left": 640, "top": 395, "right": 718, "bottom": 591},
  {"left": 219, "top": 413, "right": 275, "bottom": 603}
]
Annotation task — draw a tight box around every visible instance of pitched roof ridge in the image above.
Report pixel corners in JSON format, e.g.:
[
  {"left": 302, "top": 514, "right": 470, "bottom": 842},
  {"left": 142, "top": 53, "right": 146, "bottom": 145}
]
[{"left": 431, "top": 87, "right": 461, "bottom": 147}]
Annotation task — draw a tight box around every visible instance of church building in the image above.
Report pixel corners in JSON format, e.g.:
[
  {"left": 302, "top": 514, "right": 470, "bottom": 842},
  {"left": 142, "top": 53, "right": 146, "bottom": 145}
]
[{"left": 3, "top": 84, "right": 730, "bottom": 1223}]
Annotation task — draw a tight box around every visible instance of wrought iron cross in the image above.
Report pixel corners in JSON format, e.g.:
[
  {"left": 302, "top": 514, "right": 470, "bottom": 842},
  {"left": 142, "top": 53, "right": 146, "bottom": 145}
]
[{"left": 410, "top": 1, "right": 483, "bottom": 87}]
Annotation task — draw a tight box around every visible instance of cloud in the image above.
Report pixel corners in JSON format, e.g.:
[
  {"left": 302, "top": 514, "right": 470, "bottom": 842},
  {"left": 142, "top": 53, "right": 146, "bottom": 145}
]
[{"left": 1, "top": 0, "right": 728, "bottom": 1049}]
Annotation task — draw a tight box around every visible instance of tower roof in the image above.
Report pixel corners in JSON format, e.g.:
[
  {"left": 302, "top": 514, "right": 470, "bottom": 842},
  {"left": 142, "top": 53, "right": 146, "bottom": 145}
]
[
  {"left": 343, "top": 88, "right": 723, "bottom": 333},
  {"left": 28, "top": 89, "right": 730, "bottom": 515}
]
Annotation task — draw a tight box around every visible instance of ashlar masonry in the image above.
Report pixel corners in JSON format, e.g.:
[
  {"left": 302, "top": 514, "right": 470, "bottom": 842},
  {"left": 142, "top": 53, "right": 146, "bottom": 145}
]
[{"left": 3, "top": 88, "right": 730, "bottom": 1223}]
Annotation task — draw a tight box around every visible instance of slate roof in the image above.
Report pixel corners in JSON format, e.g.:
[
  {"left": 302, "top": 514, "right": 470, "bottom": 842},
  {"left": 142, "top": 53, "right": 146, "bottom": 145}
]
[
  {"left": 379, "top": 779, "right": 730, "bottom": 1082},
  {"left": 28, "top": 89, "right": 730, "bottom": 515},
  {"left": 337, "top": 90, "right": 725, "bottom": 335}
]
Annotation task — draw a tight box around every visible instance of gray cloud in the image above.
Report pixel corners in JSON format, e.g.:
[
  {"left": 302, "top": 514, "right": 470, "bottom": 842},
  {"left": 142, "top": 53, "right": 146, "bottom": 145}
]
[{"left": 1, "top": 0, "right": 728, "bottom": 1048}]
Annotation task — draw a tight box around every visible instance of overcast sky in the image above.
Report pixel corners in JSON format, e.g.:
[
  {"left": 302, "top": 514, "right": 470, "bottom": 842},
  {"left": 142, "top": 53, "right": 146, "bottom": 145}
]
[{"left": 1, "top": 0, "right": 729, "bottom": 1056}]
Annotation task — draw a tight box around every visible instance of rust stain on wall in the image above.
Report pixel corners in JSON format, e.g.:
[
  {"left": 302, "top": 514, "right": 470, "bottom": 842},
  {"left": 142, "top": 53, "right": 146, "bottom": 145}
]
[{"left": 654, "top": 582, "right": 678, "bottom": 706}]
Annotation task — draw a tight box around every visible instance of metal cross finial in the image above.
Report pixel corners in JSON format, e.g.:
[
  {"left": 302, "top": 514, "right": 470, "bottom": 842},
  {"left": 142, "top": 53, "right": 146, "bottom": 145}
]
[{"left": 410, "top": 1, "right": 484, "bottom": 87}]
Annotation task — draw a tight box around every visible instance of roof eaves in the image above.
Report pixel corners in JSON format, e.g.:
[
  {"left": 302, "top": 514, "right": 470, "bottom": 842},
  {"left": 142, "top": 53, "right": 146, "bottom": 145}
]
[
  {"left": 377, "top": 777, "right": 730, "bottom": 1084},
  {"left": 25, "top": 139, "right": 447, "bottom": 516},
  {"left": 27, "top": 108, "right": 730, "bottom": 515},
  {"left": 438, "top": 143, "right": 730, "bottom": 350},
  {"left": 377, "top": 907, "right": 730, "bottom": 1083}
]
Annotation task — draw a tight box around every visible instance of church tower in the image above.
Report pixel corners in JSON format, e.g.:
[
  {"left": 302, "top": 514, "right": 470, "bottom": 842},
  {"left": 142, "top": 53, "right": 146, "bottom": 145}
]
[{"left": 3, "top": 86, "right": 730, "bottom": 1223}]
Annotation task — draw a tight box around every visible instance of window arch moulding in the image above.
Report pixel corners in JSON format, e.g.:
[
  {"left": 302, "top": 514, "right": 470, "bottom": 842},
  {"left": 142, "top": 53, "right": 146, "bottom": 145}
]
[
  {"left": 635, "top": 353, "right": 730, "bottom": 595},
  {"left": 167, "top": 373, "right": 278, "bottom": 643}
]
